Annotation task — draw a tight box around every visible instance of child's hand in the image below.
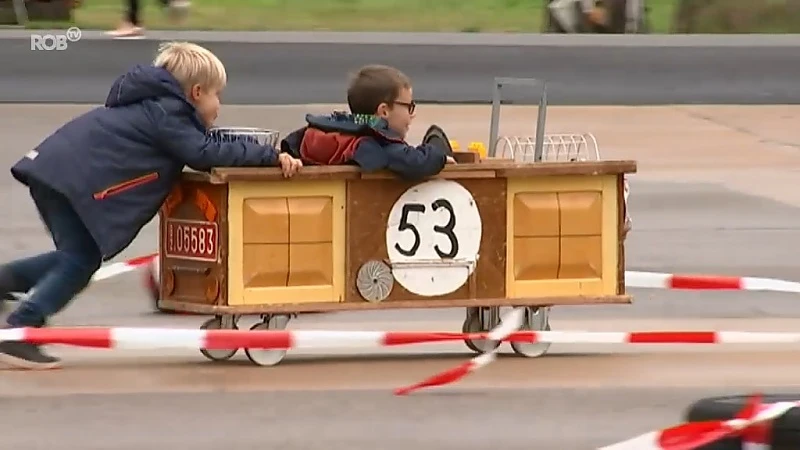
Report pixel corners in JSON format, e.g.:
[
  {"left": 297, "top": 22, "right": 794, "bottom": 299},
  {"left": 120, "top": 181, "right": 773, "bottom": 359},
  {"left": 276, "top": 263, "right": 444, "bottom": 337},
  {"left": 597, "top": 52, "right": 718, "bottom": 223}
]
[
  {"left": 278, "top": 153, "right": 303, "bottom": 178},
  {"left": 446, "top": 156, "right": 456, "bottom": 164}
]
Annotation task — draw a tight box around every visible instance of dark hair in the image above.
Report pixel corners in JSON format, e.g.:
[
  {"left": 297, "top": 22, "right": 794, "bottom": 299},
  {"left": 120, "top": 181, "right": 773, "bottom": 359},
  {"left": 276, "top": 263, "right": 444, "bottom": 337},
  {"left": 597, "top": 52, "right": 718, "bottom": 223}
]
[{"left": 347, "top": 64, "right": 411, "bottom": 115}]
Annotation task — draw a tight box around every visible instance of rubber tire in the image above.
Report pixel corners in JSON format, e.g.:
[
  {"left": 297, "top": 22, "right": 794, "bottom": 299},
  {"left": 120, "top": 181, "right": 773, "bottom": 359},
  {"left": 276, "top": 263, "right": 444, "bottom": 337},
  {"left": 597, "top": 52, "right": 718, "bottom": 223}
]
[
  {"left": 244, "top": 316, "right": 289, "bottom": 367},
  {"left": 199, "top": 317, "right": 239, "bottom": 361},
  {"left": 461, "top": 308, "right": 501, "bottom": 354},
  {"left": 684, "top": 394, "right": 800, "bottom": 450},
  {"left": 510, "top": 322, "right": 551, "bottom": 358},
  {"left": 461, "top": 311, "right": 483, "bottom": 353}
]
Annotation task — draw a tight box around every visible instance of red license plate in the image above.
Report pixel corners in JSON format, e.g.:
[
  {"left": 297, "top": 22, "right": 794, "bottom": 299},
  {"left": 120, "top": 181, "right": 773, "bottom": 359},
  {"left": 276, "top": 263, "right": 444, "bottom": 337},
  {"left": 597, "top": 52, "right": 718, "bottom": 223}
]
[{"left": 165, "top": 219, "right": 218, "bottom": 262}]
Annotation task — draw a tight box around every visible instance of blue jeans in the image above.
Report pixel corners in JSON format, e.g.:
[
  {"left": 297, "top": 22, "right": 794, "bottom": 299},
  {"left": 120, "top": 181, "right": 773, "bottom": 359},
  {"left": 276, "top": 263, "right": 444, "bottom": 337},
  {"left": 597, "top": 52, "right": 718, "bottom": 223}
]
[{"left": 5, "top": 182, "right": 102, "bottom": 327}]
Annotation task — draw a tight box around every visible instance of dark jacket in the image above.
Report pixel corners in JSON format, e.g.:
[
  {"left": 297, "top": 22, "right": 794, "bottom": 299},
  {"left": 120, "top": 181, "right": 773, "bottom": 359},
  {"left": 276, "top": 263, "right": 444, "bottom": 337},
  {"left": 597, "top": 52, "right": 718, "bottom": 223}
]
[
  {"left": 281, "top": 112, "right": 447, "bottom": 180},
  {"left": 10, "top": 64, "right": 280, "bottom": 261}
]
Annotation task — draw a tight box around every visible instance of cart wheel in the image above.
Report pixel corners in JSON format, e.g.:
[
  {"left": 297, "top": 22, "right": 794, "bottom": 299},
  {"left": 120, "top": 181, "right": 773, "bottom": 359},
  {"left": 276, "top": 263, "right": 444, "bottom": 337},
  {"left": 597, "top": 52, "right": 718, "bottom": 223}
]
[
  {"left": 510, "top": 307, "right": 552, "bottom": 358},
  {"left": 461, "top": 307, "right": 501, "bottom": 354},
  {"left": 244, "top": 314, "right": 291, "bottom": 367},
  {"left": 199, "top": 316, "right": 238, "bottom": 362}
]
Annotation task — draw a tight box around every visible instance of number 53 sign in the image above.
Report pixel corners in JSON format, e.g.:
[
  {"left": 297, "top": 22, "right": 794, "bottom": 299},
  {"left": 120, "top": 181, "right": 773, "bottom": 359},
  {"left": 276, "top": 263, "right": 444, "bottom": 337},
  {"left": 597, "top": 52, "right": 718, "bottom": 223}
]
[{"left": 385, "top": 180, "right": 483, "bottom": 297}]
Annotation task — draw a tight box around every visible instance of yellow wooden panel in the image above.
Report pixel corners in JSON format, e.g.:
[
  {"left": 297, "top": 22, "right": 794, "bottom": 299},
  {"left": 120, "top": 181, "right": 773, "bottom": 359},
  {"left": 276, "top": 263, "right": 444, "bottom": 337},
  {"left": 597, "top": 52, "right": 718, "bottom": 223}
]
[
  {"left": 242, "top": 198, "right": 289, "bottom": 244},
  {"left": 243, "top": 286, "right": 334, "bottom": 305},
  {"left": 243, "top": 243, "right": 288, "bottom": 287},
  {"left": 599, "top": 176, "right": 620, "bottom": 295},
  {"left": 560, "top": 235, "right": 602, "bottom": 279},
  {"left": 506, "top": 175, "right": 619, "bottom": 298},
  {"left": 513, "top": 193, "right": 560, "bottom": 237},
  {"left": 513, "top": 279, "right": 605, "bottom": 297},
  {"left": 227, "top": 180, "right": 346, "bottom": 306},
  {"left": 513, "top": 236, "right": 560, "bottom": 280},
  {"left": 559, "top": 191, "right": 602, "bottom": 236},
  {"left": 288, "top": 197, "right": 333, "bottom": 243},
  {"left": 288, "top": 243, "right": 333, "bottom": 286}
]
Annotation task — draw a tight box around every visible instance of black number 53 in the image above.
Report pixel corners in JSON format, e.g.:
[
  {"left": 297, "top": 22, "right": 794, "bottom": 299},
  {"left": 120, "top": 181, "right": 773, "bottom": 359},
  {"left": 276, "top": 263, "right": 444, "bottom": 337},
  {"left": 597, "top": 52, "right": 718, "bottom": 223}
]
[{"left": 394, "top": 198, "right": 459, "bottom": 259}]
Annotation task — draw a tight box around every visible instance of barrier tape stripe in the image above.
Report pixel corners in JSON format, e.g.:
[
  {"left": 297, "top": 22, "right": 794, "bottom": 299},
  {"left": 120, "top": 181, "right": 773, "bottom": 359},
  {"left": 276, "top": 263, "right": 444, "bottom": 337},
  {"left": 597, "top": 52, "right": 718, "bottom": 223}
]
[
  {"left": 7, "top": 253, "right": 158, "bottom": 301},
  {"left": 5, "top": 325, "right": 800, "bottom": 450},
  {"left": 13, "top": 253, "right": 797, "bottom": 296},
  {"left": 95, "top": 254, "right": 800, "bottom": 294},
  {"left": 17, "top": 250, "right": 800, "bottom": 448},
  {"left": 394, "top": 307, "right": 524, "bottom": 396},
  {"left": 625, "top": 271, "right": 800, "bottom": 293},
  {"left": 6, "top": 328, "right": 800, "bottom": 349},
  {"left": 0, "top": 328, "right": 482, "bottom": 350},
  {"left": 742, "top": 403, "right": 772, "bottom": 450},
  {"left": 602, "top": 395, "right": 800, "bottom": 450},
  {"left": 93, "top": 253, "right": 157, "bottom": 282}
]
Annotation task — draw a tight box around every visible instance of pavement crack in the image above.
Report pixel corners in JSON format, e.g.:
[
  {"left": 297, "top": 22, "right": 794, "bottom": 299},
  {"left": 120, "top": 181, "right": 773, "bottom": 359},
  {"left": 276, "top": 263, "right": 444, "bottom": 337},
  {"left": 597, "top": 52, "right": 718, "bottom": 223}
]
[{"left": 675, "top": 107, "right": 800, "bottom": 151}]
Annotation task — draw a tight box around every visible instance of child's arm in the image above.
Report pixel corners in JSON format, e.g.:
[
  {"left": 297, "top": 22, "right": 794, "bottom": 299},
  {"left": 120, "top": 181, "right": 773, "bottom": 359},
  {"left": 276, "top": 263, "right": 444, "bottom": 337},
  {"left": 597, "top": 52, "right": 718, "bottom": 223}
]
[
  {"left": 352, "top": 139, "right": 448, "bottom": 181},
  {"left": 279, "top": 126, "right": 307, "bottom": 159},
  {"left": 154, "top": 109, "right": 279, "bottom": 171}
]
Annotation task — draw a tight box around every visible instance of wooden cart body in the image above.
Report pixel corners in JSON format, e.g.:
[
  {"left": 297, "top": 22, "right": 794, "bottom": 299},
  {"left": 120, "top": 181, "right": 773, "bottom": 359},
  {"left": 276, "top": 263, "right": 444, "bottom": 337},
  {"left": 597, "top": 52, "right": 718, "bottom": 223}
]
[{"left": 157, "top": 159, "right": 636, "bottom": 315}]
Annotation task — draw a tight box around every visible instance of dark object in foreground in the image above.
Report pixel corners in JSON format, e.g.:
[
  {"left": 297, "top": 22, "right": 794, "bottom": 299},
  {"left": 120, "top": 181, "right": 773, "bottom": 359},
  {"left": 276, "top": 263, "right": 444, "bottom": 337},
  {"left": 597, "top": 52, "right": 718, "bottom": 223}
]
[
  {"left": 0, "top": 0, "right": 75, "bottom": 24},
  {"left": 685, "top": 394, "right": 800, "bottom": 450}
]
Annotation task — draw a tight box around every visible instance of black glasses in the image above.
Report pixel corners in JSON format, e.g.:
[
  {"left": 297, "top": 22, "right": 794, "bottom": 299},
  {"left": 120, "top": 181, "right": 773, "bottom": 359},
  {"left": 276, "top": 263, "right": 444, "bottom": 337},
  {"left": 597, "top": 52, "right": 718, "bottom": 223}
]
[{"left": 394, "top": 101, "right": 416, "bottom": 114}]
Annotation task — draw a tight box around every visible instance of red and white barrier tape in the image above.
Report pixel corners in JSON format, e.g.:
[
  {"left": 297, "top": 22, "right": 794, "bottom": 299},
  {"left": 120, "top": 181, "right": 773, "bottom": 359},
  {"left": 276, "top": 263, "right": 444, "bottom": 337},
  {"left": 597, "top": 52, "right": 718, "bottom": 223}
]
[
  {"left": 5, "top": 328, "right": 800, "bottom": 350},
  {"left": 4, "top": 325, "right": 800, "bottom": 448},
  {"left": 0, "top": 327, "right": 479, "bottom": 349},
  {"left": 394, "top": 307, "right": 524, "bottom": 395},
  {"left": 742, "top": 399, "right": 773, "bottom": 450},
  {"left": 6, "top": 253, "right": 158, "bottom": 302},
  {"left": 601, "top": 394, "right": 797, "bottom": 450},
  {"left": 23, "top": 252, "right": 799, "bottom": 295},
  {"left": 120, "top": 254, "right": 800, "bottom": 294},
  {"left": 510, "top": 330, "right": 800, "bottom": 345},
  {"left": 93, "top": 253, "right": 157, "bottom": 281},
  {"left": 625, "top": 271, "right": 800, "bottom": 293},
  {"left": 11, "top": 249, "right": 800, "bottom": 448},
  {"left": 5, "top": 253, "right": 158, "bottom": 301}
]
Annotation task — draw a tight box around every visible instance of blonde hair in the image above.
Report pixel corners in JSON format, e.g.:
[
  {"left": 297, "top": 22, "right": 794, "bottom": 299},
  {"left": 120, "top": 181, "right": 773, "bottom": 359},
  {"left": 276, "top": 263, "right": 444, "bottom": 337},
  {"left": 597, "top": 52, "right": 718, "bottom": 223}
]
[{"left": 153, "top": 41, "right": 227, "bottom": 92}]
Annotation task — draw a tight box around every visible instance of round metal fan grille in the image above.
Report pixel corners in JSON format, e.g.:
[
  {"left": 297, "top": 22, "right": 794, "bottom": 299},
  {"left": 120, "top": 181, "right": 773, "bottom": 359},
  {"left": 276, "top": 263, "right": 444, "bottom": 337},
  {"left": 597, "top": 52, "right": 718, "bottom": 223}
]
[{"left": 356, "top": 260, "right": 394, "bottom": 303}]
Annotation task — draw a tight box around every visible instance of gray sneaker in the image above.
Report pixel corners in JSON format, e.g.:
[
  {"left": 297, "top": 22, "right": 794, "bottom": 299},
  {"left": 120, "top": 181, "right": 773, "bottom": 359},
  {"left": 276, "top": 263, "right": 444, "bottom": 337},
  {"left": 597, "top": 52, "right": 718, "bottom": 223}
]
[{"left": 0, "top": 341, "right": 61, "bottom": 370}]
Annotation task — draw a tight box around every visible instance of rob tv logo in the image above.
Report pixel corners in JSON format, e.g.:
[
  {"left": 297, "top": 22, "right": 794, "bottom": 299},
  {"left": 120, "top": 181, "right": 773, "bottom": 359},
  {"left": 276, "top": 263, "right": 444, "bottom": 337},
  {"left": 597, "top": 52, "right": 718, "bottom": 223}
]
[{"left": 30, "top": 27, "right": 82, "bottom": 51}]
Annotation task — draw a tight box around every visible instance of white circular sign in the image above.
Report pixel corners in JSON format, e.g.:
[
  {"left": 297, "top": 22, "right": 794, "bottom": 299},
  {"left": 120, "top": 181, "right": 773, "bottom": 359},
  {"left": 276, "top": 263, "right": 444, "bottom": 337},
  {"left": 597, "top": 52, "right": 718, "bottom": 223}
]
[{"left": 385, "top": 179, "right": 482, "bottom": 297}]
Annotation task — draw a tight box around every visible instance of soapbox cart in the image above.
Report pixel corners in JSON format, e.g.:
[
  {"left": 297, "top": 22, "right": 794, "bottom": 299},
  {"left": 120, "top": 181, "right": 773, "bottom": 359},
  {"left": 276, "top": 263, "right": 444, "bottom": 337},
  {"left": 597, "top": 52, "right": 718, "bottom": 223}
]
[{"left": 154, "top": 77, "right": 637, "bottom": 366}]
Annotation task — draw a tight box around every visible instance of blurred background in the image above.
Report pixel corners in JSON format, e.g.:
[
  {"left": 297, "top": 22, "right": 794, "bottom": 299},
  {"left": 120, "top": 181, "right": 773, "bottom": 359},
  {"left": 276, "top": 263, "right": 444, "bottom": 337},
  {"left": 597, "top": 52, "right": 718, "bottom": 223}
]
[{"left": 3, "top": 0, "right": 799, "bottom": 35}]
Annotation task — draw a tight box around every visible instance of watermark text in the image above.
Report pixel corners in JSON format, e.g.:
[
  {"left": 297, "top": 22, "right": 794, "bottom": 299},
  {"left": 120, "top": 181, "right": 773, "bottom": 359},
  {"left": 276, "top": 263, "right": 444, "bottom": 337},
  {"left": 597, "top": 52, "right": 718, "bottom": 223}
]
[{"left": 30, "top": 27, "right": 82, "bottom": 51}]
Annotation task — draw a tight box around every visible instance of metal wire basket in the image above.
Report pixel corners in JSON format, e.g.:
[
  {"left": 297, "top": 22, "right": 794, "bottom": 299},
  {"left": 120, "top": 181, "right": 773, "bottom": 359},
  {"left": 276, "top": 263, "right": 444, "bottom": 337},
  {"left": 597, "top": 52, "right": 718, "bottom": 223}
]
[
  {"left": 208, "top": 127, "right": 280, "bottom": 148},
  {"left": 495, "top": 133, "right": 600, "bottom": 163}
]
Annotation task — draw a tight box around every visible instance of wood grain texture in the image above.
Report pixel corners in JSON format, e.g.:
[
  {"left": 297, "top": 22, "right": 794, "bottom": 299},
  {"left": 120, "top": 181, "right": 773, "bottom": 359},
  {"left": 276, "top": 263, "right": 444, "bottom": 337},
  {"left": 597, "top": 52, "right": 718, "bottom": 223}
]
[
  {"left": 617, "top": 174, "right": 627, "bottom": 296},
  {"left": 158, "top": 180, "right": 229, "bottom": 307},
  {"left": 206, "top": 160, "right": 637, "bottom": 183},
  {"left": 159, "top": 294, "right": 631, "bottom": 315},
  {"left": 345, "top": 178, "right": 506, "bottom": 304}
]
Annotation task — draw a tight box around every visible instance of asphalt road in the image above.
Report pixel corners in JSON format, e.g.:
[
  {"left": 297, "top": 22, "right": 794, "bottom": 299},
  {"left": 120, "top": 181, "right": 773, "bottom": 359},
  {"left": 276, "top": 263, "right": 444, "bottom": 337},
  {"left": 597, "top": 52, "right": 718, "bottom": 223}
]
[
  {"left": 0, "top": 31, "right": 798, "bottom": 104},
  {"left": 2, "top": 104, "right": 800, "bottom": 449},
  {"left": 0, "top": 387, "right": 775, "bottom": 450}
]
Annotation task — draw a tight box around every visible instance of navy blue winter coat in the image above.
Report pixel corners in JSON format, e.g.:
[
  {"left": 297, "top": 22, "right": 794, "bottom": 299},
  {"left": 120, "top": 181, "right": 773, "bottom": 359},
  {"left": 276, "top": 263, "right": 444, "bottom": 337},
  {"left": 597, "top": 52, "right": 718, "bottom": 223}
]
[
  {"left": 10, "top": 65, "right": 280, "bottom": 261},
  {"left": 281, "top": 112, "right": 447, "bottom": 181}
]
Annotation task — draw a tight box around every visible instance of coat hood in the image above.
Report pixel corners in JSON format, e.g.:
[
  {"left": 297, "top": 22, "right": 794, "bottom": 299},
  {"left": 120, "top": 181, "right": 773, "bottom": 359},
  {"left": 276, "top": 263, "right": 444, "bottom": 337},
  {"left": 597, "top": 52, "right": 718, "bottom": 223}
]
[
  {"left": 105, "top": 65, "right": 189, "bottom": 108},
  {"left": 305, "top": 112, "right": 404, "bottom": 143}
]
